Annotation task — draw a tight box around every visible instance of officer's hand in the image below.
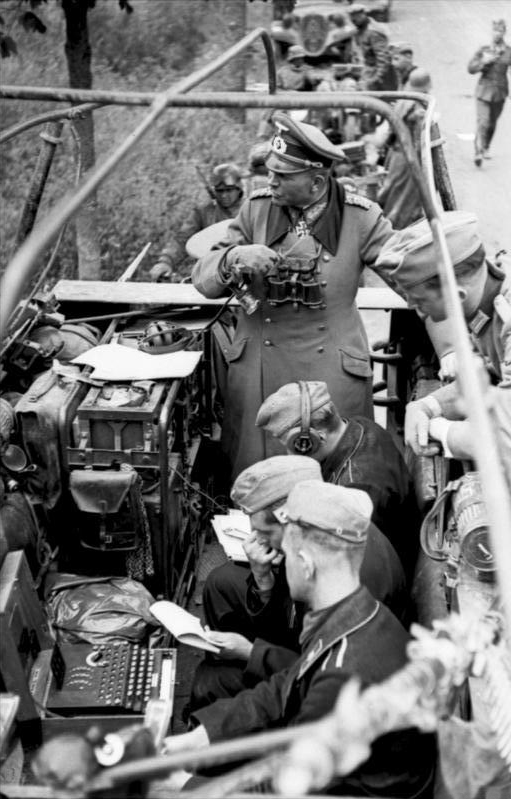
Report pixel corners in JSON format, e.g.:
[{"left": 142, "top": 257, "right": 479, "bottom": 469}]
[
  {"left": 227, "top": 245, "right": 279, "bottom": 281},
  {"left": 149, "top": 262, "right": 172, "bottom": 282},
  {"left": 404, "top": 400, "right": 440, "bottom": 456},
  {"left": 439, "top": 352, "right": 457, "bottom": 382},
  {"left": 204, "top": 631, "right": 253, "bottom": 661}
]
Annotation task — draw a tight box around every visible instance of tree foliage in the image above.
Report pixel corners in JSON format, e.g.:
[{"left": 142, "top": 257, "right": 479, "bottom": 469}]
[{"left": 0, "top": 0, "right": 274, "bottom": 282}]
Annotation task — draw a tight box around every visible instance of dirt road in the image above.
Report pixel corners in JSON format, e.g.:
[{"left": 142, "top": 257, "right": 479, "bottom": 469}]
[{"left": 391, "top": 0, "right": 511, "bottom": 253}]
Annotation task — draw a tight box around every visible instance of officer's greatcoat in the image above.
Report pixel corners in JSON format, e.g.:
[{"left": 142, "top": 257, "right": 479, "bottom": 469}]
[{"left": 192, "top": 180, "right": 394, "bottom": 478}]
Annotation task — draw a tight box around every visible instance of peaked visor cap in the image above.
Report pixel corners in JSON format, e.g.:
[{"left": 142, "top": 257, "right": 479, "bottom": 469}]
[
  {"left": 375, "top": 211, "right": 483, "bottom": 290},
  {"left": 230, "top": 455, "right": 321, "bottom": 514},
  {"left": 283, "top": 481, "right": 373, "bottom": 545},
  {"left": 265, "top": 112, "right": 346, "bottom": 174}
]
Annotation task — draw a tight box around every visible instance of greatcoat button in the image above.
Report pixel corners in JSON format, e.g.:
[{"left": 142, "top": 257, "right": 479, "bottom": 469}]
[
  {"left": 320, "top": 281, "right": 327, "bottom": 287},
  {"left": 264, "top": 340, "right": 272, "bottom": 346},
  {"left": 264, "top": 318, "right": 272, "bottom": 323},
  {"left": 318, "top": 324, "right": 326, "bottom": 331},
  {"left": 317, "top": 346, "right": 324, "bottom": 353},
  {"left": 323, "top": 254, "right": 330, "bottom": 262}
]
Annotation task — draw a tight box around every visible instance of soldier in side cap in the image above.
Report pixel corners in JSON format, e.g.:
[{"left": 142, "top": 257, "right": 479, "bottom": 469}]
[
  {"left": 149, "top": 162, "right": 244, "bottom": 282},
  {"left": 391, "top": 41, "right": 417, "bottom": 89},
  {"left": 256, "top": 381, "right": 420, "bottom": 578},
  {"left": 377, "top": 68, "right": 433, "bottom": 229},
  {"left": 468, "top": 19, "right": 511, "bottom": 167},
  {"left": 190, "top": 454, "right": 408, "bottom": 714},
  {"left": 347, "top": 3, "right": 397, "bottom": 92},
  {"left": 192, "top": 111, "right": 399, "bottom": 480},
  {"left": 375, "top": 211, "right": 511, "bottom": 465},
  {"left": 164, "top": 480, "right": 436, "bottom": 798}
]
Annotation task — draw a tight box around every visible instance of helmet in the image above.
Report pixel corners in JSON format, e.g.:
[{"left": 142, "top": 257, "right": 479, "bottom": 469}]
[
  {"left": 211, "top": 163, "right": 242, "bottom": 189},
  {"left": 287, "top": 45, "right": 306, "bottom": 62}
]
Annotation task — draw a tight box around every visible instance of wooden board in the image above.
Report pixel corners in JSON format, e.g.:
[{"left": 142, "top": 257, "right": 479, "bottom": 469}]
[
  {"left": 54, "top": 281, "right": 407, "bottom": 311},
  {"left": 53, "top": 280, "right": 228, "bottom": 307}
]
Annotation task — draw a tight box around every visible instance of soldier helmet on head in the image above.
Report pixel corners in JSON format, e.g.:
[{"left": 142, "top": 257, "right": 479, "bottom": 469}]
[
  {"left": 265, "top": 111, "right": 346, "bottom": 174},
  {"left": 211, "top": 162, "right": 243, "bottom": 190},
  {"left": 347, "top": 3, "right": 368, "bottom": 20},
  {"left": 408, "top": 68, "right": 432, "bottom": 93},
  {"left": 286, "top": 45, "right": 306, "bottom": 62}
]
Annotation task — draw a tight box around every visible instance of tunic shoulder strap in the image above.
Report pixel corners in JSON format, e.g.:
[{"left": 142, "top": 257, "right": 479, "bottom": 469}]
[
  {"left": 250, "top": 187, "right": 272, "bottom": 200},
  {"left": 344, "top": 192, "right": 372, "bottom": 210}
]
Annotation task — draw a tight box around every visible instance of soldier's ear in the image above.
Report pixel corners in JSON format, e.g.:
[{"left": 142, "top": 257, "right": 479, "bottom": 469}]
[{"left": 299, "top": 549, "right": 315, "bottom": 581}]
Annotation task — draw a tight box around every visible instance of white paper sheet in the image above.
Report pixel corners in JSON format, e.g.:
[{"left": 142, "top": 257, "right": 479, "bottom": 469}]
[
  {"left": 150, "top": 601, "right": 220, "bottom": 653},
  {"left": 211, "top": 512, "right": 251, "bottom": 562},
  {"left": 72, "top": 343, "right": 202, "bottom": 380}
]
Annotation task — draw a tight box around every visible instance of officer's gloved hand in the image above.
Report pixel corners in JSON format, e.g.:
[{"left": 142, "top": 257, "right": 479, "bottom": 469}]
[{"left": 227, "top": 244, "right": 279, "bottom": 282}]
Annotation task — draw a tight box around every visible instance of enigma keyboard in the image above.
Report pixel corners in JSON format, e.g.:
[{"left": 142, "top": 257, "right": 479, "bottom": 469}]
[{"left": 47, "top": 643, "right": 176, "bottom": 715}]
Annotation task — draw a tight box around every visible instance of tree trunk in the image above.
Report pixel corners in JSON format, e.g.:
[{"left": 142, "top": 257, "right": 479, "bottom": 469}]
[
  {"left": 62, "top": 0, "right": 101, "bottom": 279},
  {"left": 220, "top": 0, "right": 247, "bottom": 125}
]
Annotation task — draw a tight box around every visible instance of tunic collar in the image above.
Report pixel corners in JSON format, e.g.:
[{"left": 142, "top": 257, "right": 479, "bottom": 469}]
[
  {"left": 321, "top": 417, "right": 365, "bottom": 483},
  {"left": 265, "top": 177, "right": 346, "bottom": 255},
  {"left": 299, "top": 585, "right": 378, "bottom": 652}
]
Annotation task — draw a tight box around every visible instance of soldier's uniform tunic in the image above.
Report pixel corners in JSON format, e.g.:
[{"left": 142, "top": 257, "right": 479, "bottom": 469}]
[{"left": 191, "top": 586, "right": 436, "bottom": 797}]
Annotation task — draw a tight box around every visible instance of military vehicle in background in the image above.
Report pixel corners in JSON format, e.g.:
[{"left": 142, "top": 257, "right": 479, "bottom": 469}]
[{"left": 270, "top": 0, "right": 392, "bottom": 62}]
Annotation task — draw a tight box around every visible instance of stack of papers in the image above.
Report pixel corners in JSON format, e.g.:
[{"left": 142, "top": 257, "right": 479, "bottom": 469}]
[
  {"left": 211, "top": 510, "right": 251, "bottom": 562},
  {"left": 72, "top": 343, "right": 202, "bottom": 381}
]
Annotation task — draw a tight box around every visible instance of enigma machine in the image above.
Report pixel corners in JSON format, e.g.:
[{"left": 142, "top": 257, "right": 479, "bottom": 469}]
[{"left": 0, "top": 279, "right": 226, "bottom": 741}]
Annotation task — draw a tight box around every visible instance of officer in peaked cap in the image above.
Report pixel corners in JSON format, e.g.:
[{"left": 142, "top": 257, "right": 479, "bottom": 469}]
[
  {"left": 192, "top": 111, "right": 398, "bottom": 481},
  {"left": 265, "top": 112, "right": 346, "bottom": 174}
]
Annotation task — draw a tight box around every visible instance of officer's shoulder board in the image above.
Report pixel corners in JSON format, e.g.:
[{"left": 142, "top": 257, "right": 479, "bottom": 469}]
[
  {"left": 249, "top": 187, "right": 272, "bottom": 200},
  {"left": 344, "top": 192, "right": 372, "bottom": 210}
]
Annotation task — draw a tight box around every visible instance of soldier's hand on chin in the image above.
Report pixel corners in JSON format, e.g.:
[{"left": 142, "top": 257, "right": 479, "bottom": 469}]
[{"left": 227, "top": 244, "right": 279, "bottom": 280}]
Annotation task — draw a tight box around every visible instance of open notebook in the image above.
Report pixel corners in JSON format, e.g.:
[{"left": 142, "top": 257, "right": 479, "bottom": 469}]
[
  {"left": 150, "top": 601, "right": 220, "bottom": 653},
  {"left": 211, "top": 510, "right": 251, "bottom": 562}
]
